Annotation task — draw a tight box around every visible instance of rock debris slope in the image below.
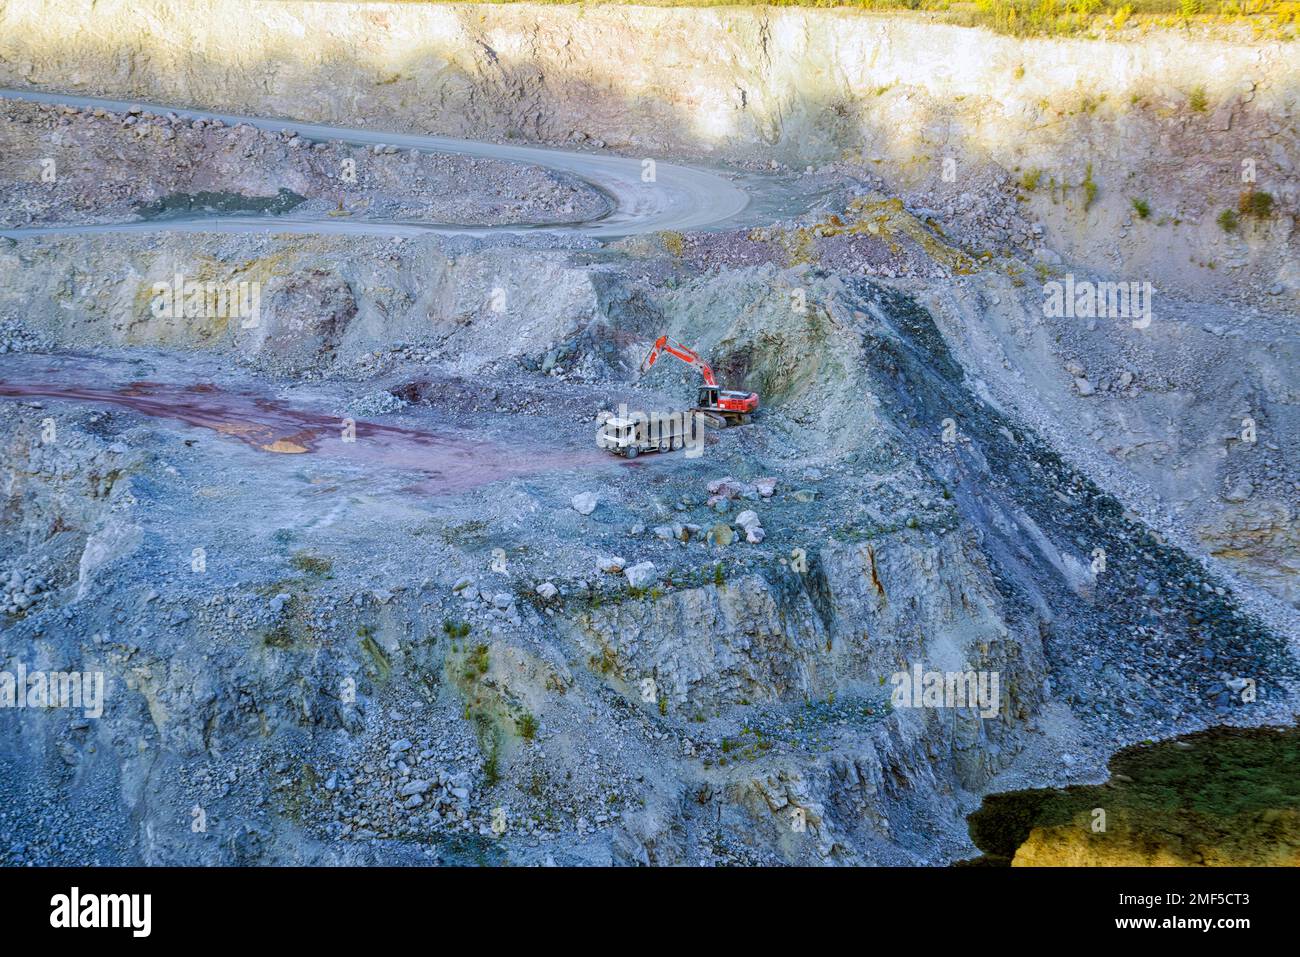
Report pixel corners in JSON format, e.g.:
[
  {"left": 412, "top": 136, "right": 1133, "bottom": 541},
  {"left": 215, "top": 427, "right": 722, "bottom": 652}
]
[{"left": 0, "top": 2, "right": 1297, "bottom": 867}]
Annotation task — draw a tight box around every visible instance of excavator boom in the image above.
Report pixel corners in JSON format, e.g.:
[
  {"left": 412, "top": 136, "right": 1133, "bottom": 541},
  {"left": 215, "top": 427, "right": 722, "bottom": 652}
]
[{"left": 640, "top": 335, "right": 717, "bottom": 387}]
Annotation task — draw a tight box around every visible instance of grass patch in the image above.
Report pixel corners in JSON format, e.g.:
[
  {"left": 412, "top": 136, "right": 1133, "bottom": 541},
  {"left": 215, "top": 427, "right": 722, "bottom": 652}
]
[
  {"left": 481, "top": 742, "right": 501, "bottom": 787},
  {"left": 1130, "top": 197, "right": 1150, "bottom": 219},
  {"left": 446, "top": 641, "right": 519, "bottom": 789},
  {"left": 289, "top": 552, "right": 332, "bottom": 576},
  {"left": 718, "top": 727, "right": 776, "bottom": 762},
  {"left": 463, "top": 643, "right": 491, "bottom": 680},
  {"left": 442, "top": 618, "right": 471, "bottom": 640},
  {"left": 588, "top": 642, "right": 621, "bottom": 677},
  {"left": 1082, "top": 162, "right": 1098, "bottom": 212},
  {"left": 1217, "top": 208, "right": 1240, "bottom": 231},
  {"left": 438, "top": 520, "right": 489, "bottom": 547},
  {"left": 660, "top": 230, "right": 686, "bottom": 257},
  {"left": 388, "top": 1, "right": 1297, "bottom": 40},
  {"left": 624, "top": 584, "right": 663, "bottom": 600},
  {"left": 276, "top": 762, "right": 322, "bottom": 825},
  {"left": 357, "top": 626, "right": 392, "bottom": 683},
  {"left": 263, "top": 622, "right": 295, "bottom": 649}
]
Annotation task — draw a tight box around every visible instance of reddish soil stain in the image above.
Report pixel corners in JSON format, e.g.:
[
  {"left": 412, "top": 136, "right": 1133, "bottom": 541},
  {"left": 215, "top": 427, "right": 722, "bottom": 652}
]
[{"left": 0, "top": 376, "right": 606, "bottom": 495}]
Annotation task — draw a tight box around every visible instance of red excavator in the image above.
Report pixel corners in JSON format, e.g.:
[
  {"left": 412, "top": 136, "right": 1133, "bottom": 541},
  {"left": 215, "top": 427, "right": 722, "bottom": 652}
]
[{"left": 639, "top": 335, "right": 759, "bottom": 425}]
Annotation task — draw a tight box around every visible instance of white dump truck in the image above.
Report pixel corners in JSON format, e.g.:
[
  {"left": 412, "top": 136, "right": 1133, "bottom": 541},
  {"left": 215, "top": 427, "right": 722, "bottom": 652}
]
[{"left": 596, "top": 405, "right": 712, "bottom": 458}]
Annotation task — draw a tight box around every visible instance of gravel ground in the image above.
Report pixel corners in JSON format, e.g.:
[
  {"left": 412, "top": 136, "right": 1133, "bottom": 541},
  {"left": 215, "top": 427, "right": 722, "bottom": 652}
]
[{"left": 0, "top": 98, "right": 610, "bottom": 228}]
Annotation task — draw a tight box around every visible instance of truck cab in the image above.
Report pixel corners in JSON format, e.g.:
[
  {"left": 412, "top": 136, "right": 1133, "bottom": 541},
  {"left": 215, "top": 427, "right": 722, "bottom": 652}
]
[{"left": 597, "top": 414, "right": 640, "bottom": 457}]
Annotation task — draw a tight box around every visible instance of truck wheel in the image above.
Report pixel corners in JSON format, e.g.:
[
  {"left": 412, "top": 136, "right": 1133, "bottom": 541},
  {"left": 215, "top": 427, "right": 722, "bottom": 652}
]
[{"left": 625, "top": 445, "right": 639, "bottom": 459}]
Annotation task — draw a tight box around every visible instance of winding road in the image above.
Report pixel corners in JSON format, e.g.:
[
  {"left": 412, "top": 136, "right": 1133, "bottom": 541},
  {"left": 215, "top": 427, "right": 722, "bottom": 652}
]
[{"left": 0, "top": 87, "right": 750, "bottom": 240}]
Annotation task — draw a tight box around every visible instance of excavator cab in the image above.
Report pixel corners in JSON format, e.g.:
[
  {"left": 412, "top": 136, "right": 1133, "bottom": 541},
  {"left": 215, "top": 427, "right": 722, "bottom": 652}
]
[{"left": 697, "top": 384, "right": 758, "bottom": 423}]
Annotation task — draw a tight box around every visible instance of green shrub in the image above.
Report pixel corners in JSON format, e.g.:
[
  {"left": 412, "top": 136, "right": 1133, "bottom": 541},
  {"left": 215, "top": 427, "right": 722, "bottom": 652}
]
[
  {"left": 1217, "top": 209, "right": 1239, "bottom": 231},
  {"left": 1189, "top": 86, "right": 1209, "bottom": 112},
  {"left": 1131, "top": 198, "right": 1151, "bottom": 219},
  {"left": 1239, "top": 189, "right": 1274, "bottom": 219}
]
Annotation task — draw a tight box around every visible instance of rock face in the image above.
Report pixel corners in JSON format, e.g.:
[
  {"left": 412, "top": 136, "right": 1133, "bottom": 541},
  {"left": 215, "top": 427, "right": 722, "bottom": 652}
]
[
  {"left": 564, "top": 532, "right": 1040, "bottom": 780},
  {"left": 0, "top": 234, "right": 611, "bottom": 377},
  {"left": 550, "top": 529, "right": 1046, "bottom": 864},
  {"left": 238, "top": 269, "right": 356, "bottom": 375},
  {"left": 3, "top": 1, "right": 1291, "bottom": 170},
  {"left": 1200, "top": 502, "right": 1300, "bottom": 608},
  {"left": 2, "top": 1, "right": 1295, "bottom": 297}
]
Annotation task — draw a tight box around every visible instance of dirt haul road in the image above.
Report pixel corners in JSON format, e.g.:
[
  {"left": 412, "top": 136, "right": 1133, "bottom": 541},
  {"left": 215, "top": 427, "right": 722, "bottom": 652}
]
[{"left": 0, "top": 88, "right": 751, "bottom": 240}]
